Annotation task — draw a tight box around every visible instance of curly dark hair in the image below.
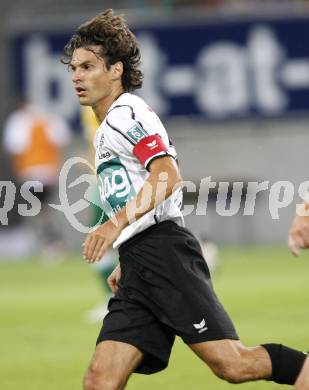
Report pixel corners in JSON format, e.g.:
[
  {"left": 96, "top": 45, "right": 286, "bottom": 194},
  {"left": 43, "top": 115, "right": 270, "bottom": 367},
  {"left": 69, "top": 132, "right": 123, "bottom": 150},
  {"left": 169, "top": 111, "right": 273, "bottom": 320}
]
[{"left": 62, "top": 9, "right": 143, "bottom": 92}]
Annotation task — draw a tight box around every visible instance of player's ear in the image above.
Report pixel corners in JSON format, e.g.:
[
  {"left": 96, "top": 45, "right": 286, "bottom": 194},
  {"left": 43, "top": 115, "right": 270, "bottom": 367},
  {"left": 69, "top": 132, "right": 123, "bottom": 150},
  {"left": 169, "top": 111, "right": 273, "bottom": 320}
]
[{"left": 111, "top": 61, "right": 123, "bottom": 80}]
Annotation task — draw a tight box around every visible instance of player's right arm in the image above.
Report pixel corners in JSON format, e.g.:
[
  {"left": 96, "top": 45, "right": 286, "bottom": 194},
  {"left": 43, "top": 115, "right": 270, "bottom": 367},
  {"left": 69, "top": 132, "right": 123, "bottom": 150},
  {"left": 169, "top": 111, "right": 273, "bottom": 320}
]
[
  {"left": 288, "top": 202, "right": 309, "bottom": 256},
  {"left": 83, "top": 154, "right": 182, "bottom": 262}
]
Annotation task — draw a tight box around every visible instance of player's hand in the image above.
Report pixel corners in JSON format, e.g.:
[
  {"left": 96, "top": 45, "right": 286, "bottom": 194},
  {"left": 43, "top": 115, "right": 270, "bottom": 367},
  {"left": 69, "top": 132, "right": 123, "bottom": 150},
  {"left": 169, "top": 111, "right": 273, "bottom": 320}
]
[
  {"left": 82, "top": 220, "right": 121, "bottom": 262},
  {"left": 107, "top": 264, "right": 121, "bottom": 294},
  {"left": 288, "top": 214, "right": 309, "bottom": 256}
]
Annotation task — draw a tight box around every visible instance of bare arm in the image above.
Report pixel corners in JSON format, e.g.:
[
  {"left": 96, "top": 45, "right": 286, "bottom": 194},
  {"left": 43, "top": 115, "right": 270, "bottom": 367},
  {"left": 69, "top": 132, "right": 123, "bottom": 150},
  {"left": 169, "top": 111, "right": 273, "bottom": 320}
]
[
  {"left": 288, "top": 202, "right": 309, "bottom": 256},
  {"left": 83, "top": 156, "right": 182, "bottom": 262}
]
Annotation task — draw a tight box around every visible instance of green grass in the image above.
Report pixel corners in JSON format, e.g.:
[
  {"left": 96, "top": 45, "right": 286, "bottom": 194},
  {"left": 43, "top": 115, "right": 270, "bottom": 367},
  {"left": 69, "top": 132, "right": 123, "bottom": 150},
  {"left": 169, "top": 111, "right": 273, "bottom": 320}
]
[{"left": 1, "top": 246, "right": 308, "bottom": 390}]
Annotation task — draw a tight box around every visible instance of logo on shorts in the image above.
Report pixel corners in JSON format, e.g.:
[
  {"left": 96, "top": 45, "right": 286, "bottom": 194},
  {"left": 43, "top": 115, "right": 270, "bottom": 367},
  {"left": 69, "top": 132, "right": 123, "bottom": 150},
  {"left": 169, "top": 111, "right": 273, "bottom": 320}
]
[{"left": 193, "top": 318, "right": 208, "bottom": 334}]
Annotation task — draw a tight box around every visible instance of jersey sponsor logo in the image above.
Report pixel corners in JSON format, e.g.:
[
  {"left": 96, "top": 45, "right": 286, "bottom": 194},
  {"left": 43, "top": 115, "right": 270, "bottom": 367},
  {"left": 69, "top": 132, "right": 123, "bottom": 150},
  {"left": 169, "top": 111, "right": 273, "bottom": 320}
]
[
  {"left": 193, "top": 318, "right": 208, "bottom": 334},
  {"left": 97, "top": 135, "right": 113, "bottom": 160},
  {"left": 98, "top": 150, "right": 111, "bottom": 160},
  {"left": 126, "top": 124, "right": 147, "bottom": 143},
  {"left": 97, "top": 157, "right": 136, "bottom": 220}
]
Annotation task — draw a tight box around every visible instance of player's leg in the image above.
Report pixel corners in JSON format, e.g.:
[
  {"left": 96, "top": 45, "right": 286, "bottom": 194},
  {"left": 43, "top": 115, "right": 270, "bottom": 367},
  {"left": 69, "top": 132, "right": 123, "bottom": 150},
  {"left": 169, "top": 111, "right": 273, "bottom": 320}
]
[
  {"left": 85, "top": 255, "right": 176, "bottom": 388},
  {"left": 129, "top": 222, "right": 307, "bottom": 386},
  {"left": 295, "top": 356, "right": 309, "bottom": 390},
  {"left": 189, "top": 339, "right": 307, "bottom": 385},
  {"left": 83, "top": 340, "right": 143, "bottom": 390},
  {"left": 189, "top": 339, "right": 270, "bottom": 383}
]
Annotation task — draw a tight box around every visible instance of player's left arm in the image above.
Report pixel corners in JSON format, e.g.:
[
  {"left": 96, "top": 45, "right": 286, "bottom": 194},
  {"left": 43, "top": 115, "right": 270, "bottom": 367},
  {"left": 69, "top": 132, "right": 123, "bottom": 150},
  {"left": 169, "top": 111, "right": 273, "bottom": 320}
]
[{"left": 83, "top": 155, "right": 182, "bottom": 262}]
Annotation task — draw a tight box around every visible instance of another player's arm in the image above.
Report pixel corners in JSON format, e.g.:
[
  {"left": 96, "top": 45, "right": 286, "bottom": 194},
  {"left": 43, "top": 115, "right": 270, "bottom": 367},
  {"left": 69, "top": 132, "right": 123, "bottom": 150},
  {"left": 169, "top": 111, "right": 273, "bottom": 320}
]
[
  {"left": 83, "top": 156, "right": 182, "bottom": 262},
  {"left": 288, "top": 201, "right": 309, "bottom": 256}
]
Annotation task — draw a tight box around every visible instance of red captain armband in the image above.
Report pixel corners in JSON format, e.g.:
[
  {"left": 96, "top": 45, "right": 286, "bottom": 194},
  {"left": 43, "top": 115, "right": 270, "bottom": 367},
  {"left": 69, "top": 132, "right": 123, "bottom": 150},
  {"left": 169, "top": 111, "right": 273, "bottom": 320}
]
[{"left": 133, "top": 134, "right": 168, "bottom": 168}]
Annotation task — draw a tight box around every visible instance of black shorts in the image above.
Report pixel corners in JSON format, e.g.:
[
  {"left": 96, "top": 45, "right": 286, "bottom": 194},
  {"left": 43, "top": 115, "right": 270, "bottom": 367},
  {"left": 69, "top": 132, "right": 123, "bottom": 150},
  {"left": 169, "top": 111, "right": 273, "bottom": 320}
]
[{"left": 97, "top": 221, "right": 238, "bottom": 374}]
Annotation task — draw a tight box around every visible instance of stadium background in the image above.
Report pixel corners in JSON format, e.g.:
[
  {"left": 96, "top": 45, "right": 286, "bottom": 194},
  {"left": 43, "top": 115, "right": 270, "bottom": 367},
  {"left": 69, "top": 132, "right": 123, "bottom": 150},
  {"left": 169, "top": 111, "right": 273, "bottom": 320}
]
[
  {"left": 1, "top": 0, "right": 309, "bottom": 245},
  {"left": 0, "top": 1, "right": 309, "bottom": 389}
]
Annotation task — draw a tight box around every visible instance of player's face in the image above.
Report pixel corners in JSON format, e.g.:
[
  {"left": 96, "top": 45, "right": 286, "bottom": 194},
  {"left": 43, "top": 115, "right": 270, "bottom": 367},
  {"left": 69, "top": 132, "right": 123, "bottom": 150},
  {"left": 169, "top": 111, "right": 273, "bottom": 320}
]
[{"left": 69, "top": 46, "right": 115, "bottom": 107}]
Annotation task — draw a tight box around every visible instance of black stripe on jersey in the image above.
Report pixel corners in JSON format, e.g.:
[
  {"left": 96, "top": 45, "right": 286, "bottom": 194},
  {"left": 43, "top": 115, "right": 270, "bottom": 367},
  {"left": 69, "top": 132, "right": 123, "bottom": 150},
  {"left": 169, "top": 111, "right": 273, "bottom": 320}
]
[
  {"left": 96, "top": 161, "right": 105, "bottom": 175},
  {"left": 137, "top": 120, "right": 147, "bottom": 133},
  {"left": 108, "top": 104, "right": 149, "bottom": 135},
  {"left": 106, "top": 118, "right": 136, "bottom": 146}
]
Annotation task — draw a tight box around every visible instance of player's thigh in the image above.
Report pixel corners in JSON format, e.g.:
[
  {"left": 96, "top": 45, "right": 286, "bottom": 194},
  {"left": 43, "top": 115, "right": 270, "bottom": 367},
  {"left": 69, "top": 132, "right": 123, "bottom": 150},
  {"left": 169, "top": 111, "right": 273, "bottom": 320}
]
[{"left": 86, "top": 340, "right": 144, "bottom": 381}]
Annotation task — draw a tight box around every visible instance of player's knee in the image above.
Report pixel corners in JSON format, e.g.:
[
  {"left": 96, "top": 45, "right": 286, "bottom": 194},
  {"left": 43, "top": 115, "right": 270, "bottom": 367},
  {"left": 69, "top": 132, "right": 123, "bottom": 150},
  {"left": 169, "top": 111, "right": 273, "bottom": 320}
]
[
  {"left": 207, "top": 348, "right": 250, "bottom": 384},
  {"left": 83, "top": 370, "right": 94, "bottom": 390},
  {"left": 211, "top": 361, "right": 244, "bottom": 384},
  {"left": 83, "top": 364, "right": 123, "bottom": 390},
  {"left": 219, "top": 365, "right": 245, "bottom": 384},
  {"left": 83, "top": 372, "right": 121, "bottom": 390}
]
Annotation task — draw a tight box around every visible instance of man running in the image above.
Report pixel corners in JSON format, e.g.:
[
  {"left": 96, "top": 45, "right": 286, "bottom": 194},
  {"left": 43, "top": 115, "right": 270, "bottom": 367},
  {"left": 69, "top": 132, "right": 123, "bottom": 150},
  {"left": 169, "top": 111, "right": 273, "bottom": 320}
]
[{"left": 63, "top": 9, "right": 307, "bottom": 389}]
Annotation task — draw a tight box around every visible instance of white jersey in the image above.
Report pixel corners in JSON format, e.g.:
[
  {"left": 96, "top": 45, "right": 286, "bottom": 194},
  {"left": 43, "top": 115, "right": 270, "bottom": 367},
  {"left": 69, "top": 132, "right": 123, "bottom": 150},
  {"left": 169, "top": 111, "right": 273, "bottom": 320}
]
[{"left": 94, "top": 93, "right": 184, "bottom": 248}]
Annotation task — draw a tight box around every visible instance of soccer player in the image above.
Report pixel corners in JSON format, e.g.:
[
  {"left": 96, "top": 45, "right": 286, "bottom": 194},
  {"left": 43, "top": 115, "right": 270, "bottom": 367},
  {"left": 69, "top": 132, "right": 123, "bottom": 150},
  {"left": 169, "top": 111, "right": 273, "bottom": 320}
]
[
  {"left": 3, "top": 97, "right": 71, "bottom": 255},
  {"left": 63, "top": 9, "right": 307, "bottom": 389},
  {"left": 288, "top": 204, "right": 309, "bottom": 389}
]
